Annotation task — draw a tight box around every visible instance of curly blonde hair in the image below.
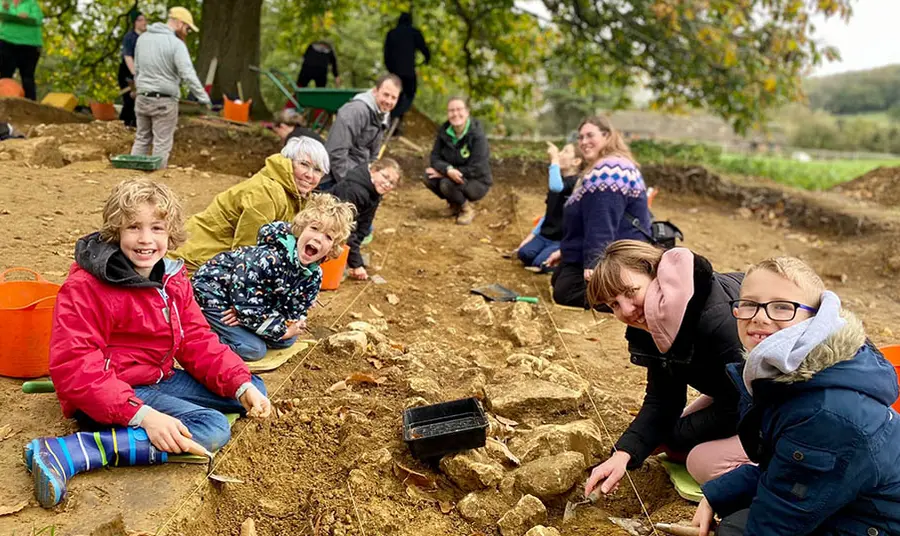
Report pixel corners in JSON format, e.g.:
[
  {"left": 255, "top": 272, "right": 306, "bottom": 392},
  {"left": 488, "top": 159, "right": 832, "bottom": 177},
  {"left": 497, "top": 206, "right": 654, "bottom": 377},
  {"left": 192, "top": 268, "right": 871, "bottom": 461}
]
[
  {"left": 291, "top": 193, "right": 357, "bottom": 259},
  {"left": 99, "top": 179, "right": 186, "bottom": 249}
]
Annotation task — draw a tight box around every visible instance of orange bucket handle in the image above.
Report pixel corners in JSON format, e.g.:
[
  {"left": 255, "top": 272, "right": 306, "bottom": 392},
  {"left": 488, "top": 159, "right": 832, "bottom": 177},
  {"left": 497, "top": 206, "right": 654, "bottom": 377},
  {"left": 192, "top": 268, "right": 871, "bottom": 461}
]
[
  {"left": 7, "top": 295, "right": 58, "bottom": 312},
  {"left": 0, "top": 267, "right": 46, "bottom": 283}
]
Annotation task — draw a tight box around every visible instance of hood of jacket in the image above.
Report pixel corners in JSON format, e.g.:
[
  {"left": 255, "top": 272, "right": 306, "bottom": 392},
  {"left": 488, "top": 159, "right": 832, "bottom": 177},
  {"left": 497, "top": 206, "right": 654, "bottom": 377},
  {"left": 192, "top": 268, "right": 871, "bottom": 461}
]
[
  {"left": 256, "top": 221, "right": 321, "bottom": 274},
  {"left": 352, "top": 90, "right": 389, "bottom": 127},
  {"left": 261, "top": 154, "right": 301, "bottom": 199},
  {"left": 757, "top": 311, "right": 897, "bottom": 406},
  {"left": 146, "top": 21, "right": 174, "bottom": 37},
  {"left": 75, "top": 232, "right": 183, "bottom": 288}
]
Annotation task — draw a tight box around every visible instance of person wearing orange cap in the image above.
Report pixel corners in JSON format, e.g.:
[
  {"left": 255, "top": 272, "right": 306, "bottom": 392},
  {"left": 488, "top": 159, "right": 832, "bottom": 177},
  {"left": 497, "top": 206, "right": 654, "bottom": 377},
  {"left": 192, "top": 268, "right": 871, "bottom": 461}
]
[{"left": 130, "top": 6, "right": 210, "bottom": 169}]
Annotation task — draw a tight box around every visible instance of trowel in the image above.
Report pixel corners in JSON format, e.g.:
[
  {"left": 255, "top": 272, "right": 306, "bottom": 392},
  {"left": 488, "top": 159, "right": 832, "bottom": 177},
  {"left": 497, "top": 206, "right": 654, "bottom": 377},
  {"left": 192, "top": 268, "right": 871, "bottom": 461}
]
[
  {"left": 182, "top": 438, "right": 244, "bottom": 484},
  {"left": 563, "top": 489, "right": 601, "bottom": 522}
]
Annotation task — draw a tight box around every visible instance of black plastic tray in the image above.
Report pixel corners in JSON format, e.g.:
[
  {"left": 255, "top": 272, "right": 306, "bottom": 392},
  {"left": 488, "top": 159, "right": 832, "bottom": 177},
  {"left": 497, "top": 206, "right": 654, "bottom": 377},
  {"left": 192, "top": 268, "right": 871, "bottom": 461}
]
[{"left": 402, "top": 397, "right": 488, "bottom": 460}]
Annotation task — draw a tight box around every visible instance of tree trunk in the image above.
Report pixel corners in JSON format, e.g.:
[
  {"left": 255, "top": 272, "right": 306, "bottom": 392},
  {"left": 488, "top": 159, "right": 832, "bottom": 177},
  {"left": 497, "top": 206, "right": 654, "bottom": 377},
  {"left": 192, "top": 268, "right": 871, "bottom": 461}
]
[{"left": 196, "top": 0, "right": 270, "bottom": 119}]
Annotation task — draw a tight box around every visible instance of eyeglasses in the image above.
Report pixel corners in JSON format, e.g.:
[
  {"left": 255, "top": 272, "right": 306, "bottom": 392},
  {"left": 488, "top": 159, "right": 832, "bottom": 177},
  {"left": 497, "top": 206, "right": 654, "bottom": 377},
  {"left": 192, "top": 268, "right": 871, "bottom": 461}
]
[
  {"left": 730, "top": 299, "right": 818, "bottom": 321},
  {"left": 296, "top": 160, "right": 325, "bottom": 178}
]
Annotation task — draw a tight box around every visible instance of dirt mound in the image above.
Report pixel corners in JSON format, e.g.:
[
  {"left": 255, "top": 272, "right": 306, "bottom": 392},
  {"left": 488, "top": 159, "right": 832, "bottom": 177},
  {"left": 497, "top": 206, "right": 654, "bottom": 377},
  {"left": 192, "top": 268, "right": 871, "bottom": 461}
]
[
  {"left": 3, "top": 117, "right": 281, "bottom": 177},
  {"left": 401, "top": 106, "right": 438, "bottom": 145},
  {"left": 832, "top": 166, "right": 900, "bottom": 207},
  {"left": 642, "top": 164, "right": 899, "bottom": 236},
  {"left": 0, "top": 97, "right": 91, "bottom": 127}
]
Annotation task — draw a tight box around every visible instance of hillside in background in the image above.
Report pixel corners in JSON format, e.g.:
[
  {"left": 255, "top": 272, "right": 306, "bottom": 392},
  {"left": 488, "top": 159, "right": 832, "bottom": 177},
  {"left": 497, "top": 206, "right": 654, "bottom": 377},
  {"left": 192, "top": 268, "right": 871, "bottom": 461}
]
[{"left": 805, "top": 64, "right": 900, "bottom": 118}]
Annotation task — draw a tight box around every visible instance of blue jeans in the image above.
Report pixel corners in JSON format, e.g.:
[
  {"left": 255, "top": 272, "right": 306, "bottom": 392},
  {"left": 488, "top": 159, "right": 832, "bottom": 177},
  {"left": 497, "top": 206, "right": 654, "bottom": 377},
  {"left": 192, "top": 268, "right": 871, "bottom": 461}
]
[
  {"left": 517, "top": 234, "right": 560, "bottom": 270},
  {"left": 203, "top": 309, "right": 296, "bottom": 361},
  {"left": 76, "top": 370, "right": 268, "bottom": 452}
]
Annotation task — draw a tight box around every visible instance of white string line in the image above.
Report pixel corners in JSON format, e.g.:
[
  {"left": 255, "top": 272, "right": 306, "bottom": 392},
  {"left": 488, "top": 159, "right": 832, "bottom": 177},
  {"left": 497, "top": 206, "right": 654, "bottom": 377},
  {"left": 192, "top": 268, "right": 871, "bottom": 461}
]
[
  {"left": 156, "top": 220, "right": 401, "bottom": 534},
  {"left": 511, "top": 196, "right": 660, "bottom": 535}
]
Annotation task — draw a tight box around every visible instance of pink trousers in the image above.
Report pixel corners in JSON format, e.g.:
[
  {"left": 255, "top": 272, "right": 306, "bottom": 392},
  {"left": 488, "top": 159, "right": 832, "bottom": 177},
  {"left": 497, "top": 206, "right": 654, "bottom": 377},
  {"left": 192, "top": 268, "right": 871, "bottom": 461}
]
[{"left": 682, "top": 395, "right": 754, "bottom": 484}]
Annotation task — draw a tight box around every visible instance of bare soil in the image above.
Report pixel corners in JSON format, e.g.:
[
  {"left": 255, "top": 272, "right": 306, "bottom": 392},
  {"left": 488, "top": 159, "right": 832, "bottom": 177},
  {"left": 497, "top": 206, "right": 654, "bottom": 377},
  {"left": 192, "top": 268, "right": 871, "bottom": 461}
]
[
  {"left": 833, "top": 166, "right": 900, "bottom": 207},
  {"left": 0, "top": 116, "right": 899, "bottom": 536}
]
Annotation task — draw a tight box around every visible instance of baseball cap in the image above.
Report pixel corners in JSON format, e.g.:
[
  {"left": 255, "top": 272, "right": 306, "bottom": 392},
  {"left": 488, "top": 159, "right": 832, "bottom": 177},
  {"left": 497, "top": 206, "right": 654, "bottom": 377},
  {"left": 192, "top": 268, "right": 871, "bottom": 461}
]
[{"left": 168, "top": 7, "right": 198, "bottom": 32}]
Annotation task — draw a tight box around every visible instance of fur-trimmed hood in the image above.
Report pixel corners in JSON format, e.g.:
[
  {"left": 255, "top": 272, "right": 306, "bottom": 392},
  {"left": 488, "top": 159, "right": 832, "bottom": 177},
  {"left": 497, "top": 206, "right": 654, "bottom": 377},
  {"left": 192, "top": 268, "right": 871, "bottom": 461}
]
[
  {"left": 769, "top": 310, "right": 866, "bottom": 383},
  {"left": 741, "top": 310, "right": 898, "bottom": 409}
]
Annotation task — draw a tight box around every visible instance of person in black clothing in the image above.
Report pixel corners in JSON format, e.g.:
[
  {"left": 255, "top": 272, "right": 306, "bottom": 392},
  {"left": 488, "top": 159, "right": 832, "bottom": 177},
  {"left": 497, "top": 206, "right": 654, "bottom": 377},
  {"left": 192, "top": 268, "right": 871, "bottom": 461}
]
[
  {"left": 383, "top": 12, "right": 429, "bottom": 124},
  {"left": 296, "top": 41, "right": 339, "bottom": 88},
  {"left": 271, "top": 109, "right": 324, "bottom": 147},
  {"left": 117, "top": 9, "right": 146, "bottom": 128},
  {"left": 582, "top": 240, "right": 748, "bottom": 498},
  {"left": 424, "top": 97, "right": 491, "bottom": 225},
  {"left": 331, "top": 158, "right": 401, "bottom": 281},
  {"left": 515, "top": 142, "right": 583, "bottom": 271}
]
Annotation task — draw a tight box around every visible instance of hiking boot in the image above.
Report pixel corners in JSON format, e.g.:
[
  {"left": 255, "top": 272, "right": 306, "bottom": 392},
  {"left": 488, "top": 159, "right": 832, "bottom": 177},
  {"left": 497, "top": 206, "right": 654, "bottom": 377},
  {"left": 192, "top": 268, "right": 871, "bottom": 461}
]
[
  {"left": 456, "top": 203, "right": 475, "bottom": 225},
  {"left": 443, "top": 202, "right": 461, "bottom": 217}
]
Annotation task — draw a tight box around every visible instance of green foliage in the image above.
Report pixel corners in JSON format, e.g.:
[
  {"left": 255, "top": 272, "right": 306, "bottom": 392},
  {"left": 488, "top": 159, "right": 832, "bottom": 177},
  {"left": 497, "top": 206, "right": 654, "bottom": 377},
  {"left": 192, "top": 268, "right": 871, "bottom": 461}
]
[
  {"left": 781, "top": 105, "right": 900, "bottom": 154},
  {"left": 37, "top": 1, "right": 201, "bottom": 104},
  {"left": 806, "top": 64, "right": 900, "bottom": 116},
  {"left": 630, "top": 139, "right": 900, "bottom": 190},
  {"left": 543, "top": 0, "right": 852, "bottom": 134}
]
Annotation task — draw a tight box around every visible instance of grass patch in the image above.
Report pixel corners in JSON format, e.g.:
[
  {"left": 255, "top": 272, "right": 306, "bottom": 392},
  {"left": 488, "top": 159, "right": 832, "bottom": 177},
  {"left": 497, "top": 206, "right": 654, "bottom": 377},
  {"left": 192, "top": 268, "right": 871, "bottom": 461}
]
[
  {"left": 489, "top": 139, "right": 900, "bottom": 190},
  {"left": 712, "top": 154, "right": 900, "bottom": 190}
]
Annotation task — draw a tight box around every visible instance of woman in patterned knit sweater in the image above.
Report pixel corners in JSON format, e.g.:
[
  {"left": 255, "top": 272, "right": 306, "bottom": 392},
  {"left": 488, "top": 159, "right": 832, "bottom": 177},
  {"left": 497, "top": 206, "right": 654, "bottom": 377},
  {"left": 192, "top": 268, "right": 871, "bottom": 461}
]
[{"left": 546, "top": 115, "right": 652, "bottom": 308}]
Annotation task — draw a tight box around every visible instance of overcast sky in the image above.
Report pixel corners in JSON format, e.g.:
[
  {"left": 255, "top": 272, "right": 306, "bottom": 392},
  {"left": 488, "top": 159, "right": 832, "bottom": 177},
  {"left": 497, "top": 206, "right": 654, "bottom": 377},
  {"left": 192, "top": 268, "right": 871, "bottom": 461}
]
[
  {"left": 517, "top": 1, "right": 899, "bottom": 78},
  {"left": 810, "top": 1, "right": 900, "bottom": 77}
]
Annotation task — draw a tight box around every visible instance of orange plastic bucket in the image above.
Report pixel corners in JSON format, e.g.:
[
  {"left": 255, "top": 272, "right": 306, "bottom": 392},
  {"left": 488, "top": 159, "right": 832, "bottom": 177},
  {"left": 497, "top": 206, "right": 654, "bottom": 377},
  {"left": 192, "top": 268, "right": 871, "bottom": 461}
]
[
  {"left": 881, "top": 345, "right": 900, "bottom": 412},
  {"left": 222, "top": 96, "right": 252, "bottom": 123},
  {"left": 0, "top": 268, "right": 61, "bottom": 378},
  {"left": 90, "top": 101, "right": 117, "bottom": 121},
  {"left": 319, "top": 245, "right": 349, "bottom": 291}
]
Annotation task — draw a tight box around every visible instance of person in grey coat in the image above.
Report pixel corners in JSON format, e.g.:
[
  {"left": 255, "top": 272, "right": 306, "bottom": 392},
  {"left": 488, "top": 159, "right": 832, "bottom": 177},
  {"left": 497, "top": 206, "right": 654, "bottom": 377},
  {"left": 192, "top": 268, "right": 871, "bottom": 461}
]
[
  {"left": 130, "top": 7, "right": 210, "bottom": 169},
  {"left": 320, "top": 74, "right": 401, "bottom": 190}
]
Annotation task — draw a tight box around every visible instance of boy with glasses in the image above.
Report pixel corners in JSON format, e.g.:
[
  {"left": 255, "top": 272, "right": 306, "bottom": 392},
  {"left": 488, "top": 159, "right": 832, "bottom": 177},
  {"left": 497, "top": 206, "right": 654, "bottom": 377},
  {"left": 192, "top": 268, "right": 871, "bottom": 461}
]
[
  {"left": 332, "top": 159, "right": 402, "bottom": 280},
  {"left": 170, "top": 137, "right": 330, "bottom": 274},
  {"left": 693, "top": 256, "right": 900, "bottom": 536}
]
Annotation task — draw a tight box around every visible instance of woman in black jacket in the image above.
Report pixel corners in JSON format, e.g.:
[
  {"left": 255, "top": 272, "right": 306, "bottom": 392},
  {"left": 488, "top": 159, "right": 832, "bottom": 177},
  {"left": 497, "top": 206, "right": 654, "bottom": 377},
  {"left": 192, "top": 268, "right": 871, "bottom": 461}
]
[
  {"left": 424, "top": 97, "right": 491, "bottom": 225},
  {"left": 583, "top": 240, "right": 749, "bottom": 497}
]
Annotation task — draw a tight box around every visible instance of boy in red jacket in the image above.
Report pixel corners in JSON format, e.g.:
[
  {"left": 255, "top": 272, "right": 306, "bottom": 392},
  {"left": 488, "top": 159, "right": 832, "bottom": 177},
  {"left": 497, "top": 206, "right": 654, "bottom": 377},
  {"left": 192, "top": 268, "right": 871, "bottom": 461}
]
[{"left": 25, "top": 179, "right": 272, "bottom": 508}]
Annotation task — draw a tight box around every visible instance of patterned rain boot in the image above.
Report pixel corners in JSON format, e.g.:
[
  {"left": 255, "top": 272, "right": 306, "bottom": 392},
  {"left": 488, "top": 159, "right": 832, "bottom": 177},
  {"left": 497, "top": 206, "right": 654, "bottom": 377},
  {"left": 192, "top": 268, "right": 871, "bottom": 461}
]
[{"left": 25, "top": 428, "right": 167, "bottom": 508}]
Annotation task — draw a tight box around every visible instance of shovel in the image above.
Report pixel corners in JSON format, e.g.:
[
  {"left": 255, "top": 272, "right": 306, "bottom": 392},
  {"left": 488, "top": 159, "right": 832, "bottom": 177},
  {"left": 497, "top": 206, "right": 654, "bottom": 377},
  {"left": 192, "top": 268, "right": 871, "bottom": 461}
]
[
  {"left": 471, "top": 284, "right": 538, "bottom": 304},
  {"left": 181, "top": 438, "right": 244, "bottom": 484}
]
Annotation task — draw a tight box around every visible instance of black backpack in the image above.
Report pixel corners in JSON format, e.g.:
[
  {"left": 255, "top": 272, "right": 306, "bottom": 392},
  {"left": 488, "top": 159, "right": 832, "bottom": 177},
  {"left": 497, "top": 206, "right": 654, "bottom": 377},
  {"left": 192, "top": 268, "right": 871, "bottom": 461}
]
[{"left": 624, "top": 210, "right": 684, "bottom": 250}]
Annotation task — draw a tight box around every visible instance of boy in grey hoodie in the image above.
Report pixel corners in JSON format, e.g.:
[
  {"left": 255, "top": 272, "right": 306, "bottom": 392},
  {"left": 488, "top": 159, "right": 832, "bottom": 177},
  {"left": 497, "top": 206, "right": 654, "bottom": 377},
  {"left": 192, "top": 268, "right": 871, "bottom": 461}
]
[
  {"left": 130, "top": 7, "right": 210, "bottom": 169},
  {"left": 321, "top": 74, "right": 401, "bottom": 189}
]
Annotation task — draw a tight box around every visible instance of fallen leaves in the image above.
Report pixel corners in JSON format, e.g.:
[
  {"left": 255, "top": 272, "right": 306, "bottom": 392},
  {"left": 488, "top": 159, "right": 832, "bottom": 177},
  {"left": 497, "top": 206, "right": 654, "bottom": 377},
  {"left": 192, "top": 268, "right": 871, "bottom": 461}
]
[
  {"left": 486, "top": 438, "right": 520, "bottom": 466},
  {"left": 368, "top": 304, "right": 384, "bottom": 317},
  {"left": 367, "top": 357, "right": 384, "bottom": 369},
  {"left": 0, "top": 424, "right": 15, "bottom": 441},
  {"left": 393, "top": 462, "right": 436, "bottom": 490},
  {"left": 328, "top": 372, "right": 387, "bottom": 393}
]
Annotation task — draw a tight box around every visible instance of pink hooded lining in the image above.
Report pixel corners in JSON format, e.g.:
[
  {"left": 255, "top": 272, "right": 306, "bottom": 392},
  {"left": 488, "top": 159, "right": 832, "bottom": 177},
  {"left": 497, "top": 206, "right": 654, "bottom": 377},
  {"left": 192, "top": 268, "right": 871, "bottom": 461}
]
[{"left": 643, "top": 248, "right": 695, "bottom": 353}]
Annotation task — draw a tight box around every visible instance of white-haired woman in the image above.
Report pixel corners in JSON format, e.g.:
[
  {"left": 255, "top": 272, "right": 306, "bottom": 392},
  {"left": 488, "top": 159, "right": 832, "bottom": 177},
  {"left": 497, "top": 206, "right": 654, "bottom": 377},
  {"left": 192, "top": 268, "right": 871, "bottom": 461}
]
[{"left": 171, "top": 137, "right": 330, "bottom": 273}]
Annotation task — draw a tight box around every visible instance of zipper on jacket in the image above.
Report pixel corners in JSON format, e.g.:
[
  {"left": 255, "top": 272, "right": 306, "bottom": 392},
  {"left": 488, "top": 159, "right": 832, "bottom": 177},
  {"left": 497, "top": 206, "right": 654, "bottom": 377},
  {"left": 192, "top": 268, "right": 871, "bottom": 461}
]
[{"left": 157, "top": 275, "right": 178, "bottom": 381}]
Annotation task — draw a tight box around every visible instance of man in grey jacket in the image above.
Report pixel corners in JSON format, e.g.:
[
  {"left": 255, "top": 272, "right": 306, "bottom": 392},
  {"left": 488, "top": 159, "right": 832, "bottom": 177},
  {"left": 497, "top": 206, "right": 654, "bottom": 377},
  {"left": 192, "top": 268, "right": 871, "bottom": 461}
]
[
  {"left": 130, "top": 7, "right": 210, "bottom": 169},
  {"left": 320, "top": 74, "right": 401, "bottom": 189}
]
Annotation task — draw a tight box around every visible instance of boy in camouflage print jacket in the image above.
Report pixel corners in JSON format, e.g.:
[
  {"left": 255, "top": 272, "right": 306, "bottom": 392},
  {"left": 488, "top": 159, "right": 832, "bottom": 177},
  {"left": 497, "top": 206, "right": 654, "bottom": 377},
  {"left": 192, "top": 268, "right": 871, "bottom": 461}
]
[{"left": 192, "top": 194, "right": 356, "bottom": 361}]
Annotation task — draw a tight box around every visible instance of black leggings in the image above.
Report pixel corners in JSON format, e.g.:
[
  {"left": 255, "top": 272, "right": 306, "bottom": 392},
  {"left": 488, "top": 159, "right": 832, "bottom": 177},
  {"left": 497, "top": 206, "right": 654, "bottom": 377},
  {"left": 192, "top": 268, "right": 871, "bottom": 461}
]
[
  {"left": 424, "top": 176, "right": 490, "bottom": 206},
  {"left": 0, "top": 40, "right": 40, "bottom": 100},
  {"left": 297, "top": 68, "right": 327, "bottom": 88},
  {"left": 717, "top": 509, "right": 748, "bottom": 536},
  {"left": 392, "top": 74, "right": 417, "bottom": 120},
  {"left": 552, "top": 262, "right": 588, "bottom": 308}
]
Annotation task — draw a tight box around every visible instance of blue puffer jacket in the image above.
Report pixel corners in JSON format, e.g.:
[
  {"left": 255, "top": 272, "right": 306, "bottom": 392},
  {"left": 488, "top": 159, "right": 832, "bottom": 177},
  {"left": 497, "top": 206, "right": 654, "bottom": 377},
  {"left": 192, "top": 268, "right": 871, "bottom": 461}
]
[
  {"left": 702, "top": 312, "right": 900, "bottom": 536},
  {"left": 192, "top": 222, "right": 322, "bottom": 343}
]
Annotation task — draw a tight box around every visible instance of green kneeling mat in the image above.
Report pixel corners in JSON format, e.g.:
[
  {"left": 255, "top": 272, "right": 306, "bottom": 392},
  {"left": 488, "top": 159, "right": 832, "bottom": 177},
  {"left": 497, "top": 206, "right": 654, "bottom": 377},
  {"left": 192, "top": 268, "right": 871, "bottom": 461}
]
[
  {"left": 658, "top": 454, "right": 704, "bottom": 503},
  {"left": 246, "top": 339, "right": 315, "bottom": 372},
  {"left": 168, "top": 412, "right": 240, "bottom": 464}
]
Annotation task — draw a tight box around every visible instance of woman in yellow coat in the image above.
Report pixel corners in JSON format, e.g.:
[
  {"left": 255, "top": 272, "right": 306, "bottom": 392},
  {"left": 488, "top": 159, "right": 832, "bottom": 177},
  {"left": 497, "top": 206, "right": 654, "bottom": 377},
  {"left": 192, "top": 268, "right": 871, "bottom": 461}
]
[{"left": 171, "top": 136, "right": 329, "bottom": 273}]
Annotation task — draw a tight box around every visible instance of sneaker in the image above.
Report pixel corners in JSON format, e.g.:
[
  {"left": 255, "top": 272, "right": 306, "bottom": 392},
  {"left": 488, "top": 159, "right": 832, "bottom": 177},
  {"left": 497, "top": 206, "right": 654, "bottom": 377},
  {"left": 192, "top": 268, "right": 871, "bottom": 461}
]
[{"left": 456, "top": 203, "right": 475, "bottom": 225}]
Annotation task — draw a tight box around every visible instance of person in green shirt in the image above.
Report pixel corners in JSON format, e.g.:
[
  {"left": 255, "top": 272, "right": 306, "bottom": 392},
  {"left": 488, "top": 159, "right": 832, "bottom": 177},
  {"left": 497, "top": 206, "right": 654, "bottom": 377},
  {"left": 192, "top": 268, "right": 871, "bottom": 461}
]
[{"left": 0, "top": 0, "right": 43, "bottom": 100}]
